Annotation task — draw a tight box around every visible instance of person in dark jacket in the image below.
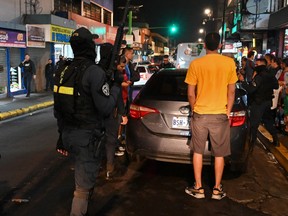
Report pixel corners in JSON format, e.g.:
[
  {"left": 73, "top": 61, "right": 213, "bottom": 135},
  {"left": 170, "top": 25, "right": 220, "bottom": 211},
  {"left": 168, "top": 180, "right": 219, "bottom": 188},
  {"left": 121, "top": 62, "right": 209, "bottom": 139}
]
[
  {"left": 104, "top": 55, "right": 128, "bottom": 180},
  {"left": 238, "top": 58, "right": 280, "bottom": 149},
  {"left": 44, "top": 58, "right": 54, "bottom": 91},
  {"left": 55, "top": 55, "right": 65, "bottom": 71},
  {"left": 54, "top": 27, "right": 120, "bottom": 216},
  {"left": 19, "top": 53, "right": 36, "bottom": 97},
  {"left": 159, "top": 55, "right": 175, "bottom": 69}
]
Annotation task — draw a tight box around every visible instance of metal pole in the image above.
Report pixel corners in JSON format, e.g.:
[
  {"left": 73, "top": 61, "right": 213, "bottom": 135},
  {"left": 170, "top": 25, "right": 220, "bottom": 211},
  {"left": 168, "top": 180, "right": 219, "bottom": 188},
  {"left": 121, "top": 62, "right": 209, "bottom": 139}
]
[
  {"left": 128, "top": 10, "right": 132, "bottom": 35},
  {"left": 220, "top": 0, "right": 227, "bottom": 54}
]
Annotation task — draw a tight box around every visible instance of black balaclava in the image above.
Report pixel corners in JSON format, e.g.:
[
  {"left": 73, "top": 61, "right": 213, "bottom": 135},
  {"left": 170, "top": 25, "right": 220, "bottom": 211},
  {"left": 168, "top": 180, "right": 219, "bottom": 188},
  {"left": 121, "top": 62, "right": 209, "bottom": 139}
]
[{"left": 69, "top": 27, "right": 96, "bottom": 61}]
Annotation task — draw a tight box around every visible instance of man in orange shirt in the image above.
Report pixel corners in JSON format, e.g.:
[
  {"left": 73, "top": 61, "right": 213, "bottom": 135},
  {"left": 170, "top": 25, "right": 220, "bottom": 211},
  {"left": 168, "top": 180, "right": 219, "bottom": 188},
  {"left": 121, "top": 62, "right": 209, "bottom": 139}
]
[{"left": 184, "top": 32, "right": 238, "bottom": 200}]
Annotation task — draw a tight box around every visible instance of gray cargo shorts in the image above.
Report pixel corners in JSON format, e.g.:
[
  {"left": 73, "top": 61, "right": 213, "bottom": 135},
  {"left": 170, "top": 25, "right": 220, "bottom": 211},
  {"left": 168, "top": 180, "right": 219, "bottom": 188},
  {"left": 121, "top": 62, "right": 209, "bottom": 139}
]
[{"left": 191, "top": 112, "right": 231, "bottom": 157}]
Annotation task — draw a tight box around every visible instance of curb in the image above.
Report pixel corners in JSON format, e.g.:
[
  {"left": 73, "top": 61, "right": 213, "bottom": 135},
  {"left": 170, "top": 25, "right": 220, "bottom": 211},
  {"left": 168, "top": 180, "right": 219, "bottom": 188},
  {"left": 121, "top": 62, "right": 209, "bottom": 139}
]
[
  {"left": 0, "top": 101, "right": 54, "bottom": 121},
  {"left": 258, "top": 125, "right": 288, "bottom": 173}
]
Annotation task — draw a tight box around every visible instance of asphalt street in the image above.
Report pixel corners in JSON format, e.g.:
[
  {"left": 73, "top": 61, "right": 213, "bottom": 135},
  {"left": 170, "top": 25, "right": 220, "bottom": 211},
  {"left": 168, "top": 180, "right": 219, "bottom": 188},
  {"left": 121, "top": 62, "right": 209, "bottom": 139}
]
[{"left": 0, "top": 108, "right": 288, "bottom": 216}]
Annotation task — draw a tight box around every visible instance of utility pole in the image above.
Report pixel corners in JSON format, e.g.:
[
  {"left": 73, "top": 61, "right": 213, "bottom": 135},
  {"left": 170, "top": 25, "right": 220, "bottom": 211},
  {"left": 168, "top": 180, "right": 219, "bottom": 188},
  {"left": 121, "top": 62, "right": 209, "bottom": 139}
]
[{"left": 128, "top": 10, "right": 133, "bottom": 35}]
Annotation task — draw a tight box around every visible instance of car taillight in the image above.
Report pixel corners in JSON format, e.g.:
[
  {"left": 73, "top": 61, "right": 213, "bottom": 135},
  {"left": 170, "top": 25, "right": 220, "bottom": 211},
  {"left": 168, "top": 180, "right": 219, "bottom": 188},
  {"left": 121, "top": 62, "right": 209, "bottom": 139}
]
[
  {"left": 229, "top": 110, "right": 246, "bottom": 127},
  {"left": 130, "top": 104, "right": 159, "bottom": 119}
]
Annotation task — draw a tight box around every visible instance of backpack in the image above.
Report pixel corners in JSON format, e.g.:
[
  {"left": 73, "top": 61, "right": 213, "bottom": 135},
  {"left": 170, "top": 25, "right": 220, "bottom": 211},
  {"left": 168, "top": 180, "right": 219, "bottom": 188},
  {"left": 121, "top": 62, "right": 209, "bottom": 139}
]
[{"left": 53, "top": 58, "right": 94, "bottom": 122}]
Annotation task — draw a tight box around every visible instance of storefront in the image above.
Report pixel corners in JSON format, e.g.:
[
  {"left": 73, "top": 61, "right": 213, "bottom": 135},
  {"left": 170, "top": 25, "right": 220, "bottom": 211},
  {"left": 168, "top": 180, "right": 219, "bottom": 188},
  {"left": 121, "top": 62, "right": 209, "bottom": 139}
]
[
  {"left": 284, "top": 29, "right": 288, "bottom": 58},
  {"left": 268, "top": 6, "right": 288, "bottom": 58},
  {"left": 50, "top": 25, "right": 74, "bottom": 61},
  {"left": 0, "top": 27, "right": 26, "bottom": 98}
]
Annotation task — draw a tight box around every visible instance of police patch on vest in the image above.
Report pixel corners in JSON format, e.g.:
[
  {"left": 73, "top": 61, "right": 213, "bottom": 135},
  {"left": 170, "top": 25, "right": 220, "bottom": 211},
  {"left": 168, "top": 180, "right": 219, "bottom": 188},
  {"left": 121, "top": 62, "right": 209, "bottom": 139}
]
[{"left": 102, "top": 82, "right": 110, "bottom": 96}]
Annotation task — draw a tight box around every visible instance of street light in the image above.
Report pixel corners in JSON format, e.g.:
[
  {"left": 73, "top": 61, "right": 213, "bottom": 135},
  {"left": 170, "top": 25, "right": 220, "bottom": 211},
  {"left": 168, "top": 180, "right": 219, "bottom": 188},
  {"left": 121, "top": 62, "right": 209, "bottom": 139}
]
[
  {"left": 204, "top": 8, "right": 212, "bottom": 18},
  {"left": 198, "top": 38, "right": 203, "bottom": 43},
  {"left": 199, "top": 28, "right": 205, "bottom": 34}
]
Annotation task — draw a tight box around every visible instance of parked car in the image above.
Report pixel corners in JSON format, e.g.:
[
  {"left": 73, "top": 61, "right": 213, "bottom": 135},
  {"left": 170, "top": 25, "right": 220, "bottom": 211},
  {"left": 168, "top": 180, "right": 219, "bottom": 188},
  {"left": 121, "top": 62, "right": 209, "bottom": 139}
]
[
  {"left": 134, "top": 64, "right": 159, "bottom": 86},
  {"left": 126, "top": 69, "right": 249, "bottom": 172}
]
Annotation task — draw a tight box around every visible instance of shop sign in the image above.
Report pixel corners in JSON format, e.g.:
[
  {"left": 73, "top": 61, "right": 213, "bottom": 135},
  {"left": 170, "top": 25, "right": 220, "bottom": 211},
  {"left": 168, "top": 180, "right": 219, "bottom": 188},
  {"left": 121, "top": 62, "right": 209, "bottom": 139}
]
[
  {"left": 241, "top": 14, "right": 270, "bottom": 30},
  {"left": 26, "top": 25, "right": 45, "bottom": 48},
  {"left": 51, "top": 25, "right": 73, "bottom": 44},
  {"left": 0, "top": 29, "right": 26, "bottom": 48}
]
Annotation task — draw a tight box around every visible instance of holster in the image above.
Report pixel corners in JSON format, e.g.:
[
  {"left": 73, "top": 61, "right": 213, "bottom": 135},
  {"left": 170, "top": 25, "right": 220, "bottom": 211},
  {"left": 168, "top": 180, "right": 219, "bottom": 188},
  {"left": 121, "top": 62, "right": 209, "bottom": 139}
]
[{"left": 88, "top": 130, "right": 105, "bottom": 158}]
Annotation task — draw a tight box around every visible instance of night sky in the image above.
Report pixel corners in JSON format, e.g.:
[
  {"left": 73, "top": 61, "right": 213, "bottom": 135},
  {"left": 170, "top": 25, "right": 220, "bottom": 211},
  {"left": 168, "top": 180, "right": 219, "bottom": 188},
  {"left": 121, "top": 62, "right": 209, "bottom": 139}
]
[{"left": 114, "top": 0, "right": 217, "bottom": 44}]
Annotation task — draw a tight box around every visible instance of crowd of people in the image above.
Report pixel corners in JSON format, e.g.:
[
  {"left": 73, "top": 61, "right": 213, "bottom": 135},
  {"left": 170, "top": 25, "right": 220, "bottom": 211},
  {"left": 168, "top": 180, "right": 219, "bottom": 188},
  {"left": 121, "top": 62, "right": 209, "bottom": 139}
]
[{"left": 238, "top": 51, "right": 288, "bottom": 136}]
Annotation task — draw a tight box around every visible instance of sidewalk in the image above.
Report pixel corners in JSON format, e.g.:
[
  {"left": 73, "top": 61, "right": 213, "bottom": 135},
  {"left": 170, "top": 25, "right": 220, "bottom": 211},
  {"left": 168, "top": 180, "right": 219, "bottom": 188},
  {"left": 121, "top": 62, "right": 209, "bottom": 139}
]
[
  {"left": 258, "top": 125, "right": 288, "bottom": 173},
  {"left": 0, "top": 92, "right": 54, "bottom": 121}
]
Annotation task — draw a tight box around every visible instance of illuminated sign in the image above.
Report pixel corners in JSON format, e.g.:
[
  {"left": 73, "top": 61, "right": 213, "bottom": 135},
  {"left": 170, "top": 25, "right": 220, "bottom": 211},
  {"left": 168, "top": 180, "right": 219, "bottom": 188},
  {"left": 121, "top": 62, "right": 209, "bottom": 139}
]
[
  {"left": 51, "top": 25, "right": 74, "bottom": 44},
  {"left": 0, "top": 29, "right": 26, "bottom": 48}
]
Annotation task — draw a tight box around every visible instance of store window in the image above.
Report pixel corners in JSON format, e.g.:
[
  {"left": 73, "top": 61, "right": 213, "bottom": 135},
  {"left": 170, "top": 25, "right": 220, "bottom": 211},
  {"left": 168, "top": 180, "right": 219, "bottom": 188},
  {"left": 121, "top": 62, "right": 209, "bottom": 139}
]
[
  {"left": 83, "top": 2, "right": 101, "bottom": 22},
  {"left": 284, "top": 29, "right": 288, "bottom": 58},
  {"left": 103, "top": 9, "right": 112, "bottom": 25},
  {"left": 54, "top": 0, "right": 81, "bottom": 15}
]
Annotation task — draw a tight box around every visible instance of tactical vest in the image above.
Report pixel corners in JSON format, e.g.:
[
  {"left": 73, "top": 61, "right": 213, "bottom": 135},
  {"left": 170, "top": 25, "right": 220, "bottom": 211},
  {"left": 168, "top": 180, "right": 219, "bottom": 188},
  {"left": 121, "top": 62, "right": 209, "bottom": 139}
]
[{"left": 53, "top": 58, "right": 99, "bottom": 129}]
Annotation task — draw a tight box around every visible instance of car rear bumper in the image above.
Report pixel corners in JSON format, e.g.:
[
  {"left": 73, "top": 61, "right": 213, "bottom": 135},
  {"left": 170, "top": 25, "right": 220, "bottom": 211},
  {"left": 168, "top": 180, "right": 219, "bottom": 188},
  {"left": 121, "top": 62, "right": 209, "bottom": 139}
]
[{"left": 126, "top": 120, "right": 248, "bottom": 165}]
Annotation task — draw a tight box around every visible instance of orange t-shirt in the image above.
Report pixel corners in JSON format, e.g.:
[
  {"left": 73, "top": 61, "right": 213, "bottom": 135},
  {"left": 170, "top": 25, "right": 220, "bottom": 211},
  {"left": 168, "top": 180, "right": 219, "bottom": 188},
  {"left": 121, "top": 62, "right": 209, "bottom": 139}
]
[{"left": 185, "top": 54, "right": 238, "bottom": 114}]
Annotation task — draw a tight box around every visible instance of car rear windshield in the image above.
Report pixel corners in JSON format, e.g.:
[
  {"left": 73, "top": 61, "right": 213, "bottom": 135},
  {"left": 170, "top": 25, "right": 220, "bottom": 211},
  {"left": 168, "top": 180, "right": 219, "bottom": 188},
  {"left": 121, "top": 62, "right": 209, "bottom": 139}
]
[{"left": 140, "top": 72, "right": 188, "bottom": 101}]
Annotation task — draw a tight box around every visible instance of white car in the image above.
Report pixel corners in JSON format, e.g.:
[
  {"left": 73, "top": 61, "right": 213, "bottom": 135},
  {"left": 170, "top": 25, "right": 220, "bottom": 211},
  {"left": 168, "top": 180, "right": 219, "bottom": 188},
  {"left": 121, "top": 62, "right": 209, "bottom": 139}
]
[{"left": 134, "top": 64, "right": 159, "bottom": 86}]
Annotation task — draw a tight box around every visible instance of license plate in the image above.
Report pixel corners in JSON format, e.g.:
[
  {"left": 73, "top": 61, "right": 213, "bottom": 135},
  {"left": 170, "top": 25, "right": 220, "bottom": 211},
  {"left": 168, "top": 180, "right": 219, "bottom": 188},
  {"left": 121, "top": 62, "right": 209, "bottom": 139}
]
[{"left": 172, "top": 116, "right": 189, "bottom": 129}]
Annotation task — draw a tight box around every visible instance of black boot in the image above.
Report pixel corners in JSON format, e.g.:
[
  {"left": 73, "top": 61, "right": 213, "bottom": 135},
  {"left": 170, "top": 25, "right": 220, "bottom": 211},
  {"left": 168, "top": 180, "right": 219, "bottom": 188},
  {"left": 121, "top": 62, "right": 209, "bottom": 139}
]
[{"left": 272, "top": 135, "right": 280, "bottom": 147}]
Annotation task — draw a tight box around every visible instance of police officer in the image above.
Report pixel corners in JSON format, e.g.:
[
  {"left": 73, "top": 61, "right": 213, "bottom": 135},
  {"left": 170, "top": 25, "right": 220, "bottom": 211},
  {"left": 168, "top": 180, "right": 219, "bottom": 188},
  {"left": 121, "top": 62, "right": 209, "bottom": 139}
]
[
  {"left": 54, "top": 27, "right": 120, "bottom": 216},
  {"left": 19, "top": 53, "right": 36, "bottom": 97},
  {"left": 238, "top": 58, "right": 280, "bottom": 149}
]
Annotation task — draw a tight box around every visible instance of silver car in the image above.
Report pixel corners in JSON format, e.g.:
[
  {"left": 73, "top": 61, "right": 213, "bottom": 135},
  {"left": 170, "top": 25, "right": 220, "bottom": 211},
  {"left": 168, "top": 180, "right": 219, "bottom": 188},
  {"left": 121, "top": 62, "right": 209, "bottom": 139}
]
[{"left": 126, "top": 69, "right": 249, "bottom": 172}]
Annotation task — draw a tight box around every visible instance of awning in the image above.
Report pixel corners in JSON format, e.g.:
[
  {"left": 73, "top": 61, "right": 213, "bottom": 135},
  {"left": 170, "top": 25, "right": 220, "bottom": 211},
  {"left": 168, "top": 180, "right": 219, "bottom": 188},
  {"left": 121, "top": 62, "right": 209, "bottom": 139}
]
[{"left": 269, "top": 6, "right": 288, "bottom": 29}]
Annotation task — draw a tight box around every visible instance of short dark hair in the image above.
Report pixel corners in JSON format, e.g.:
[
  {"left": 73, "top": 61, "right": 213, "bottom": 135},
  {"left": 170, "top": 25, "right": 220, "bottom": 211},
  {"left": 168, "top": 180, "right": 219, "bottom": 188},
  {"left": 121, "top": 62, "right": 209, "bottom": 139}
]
[
  {"left": 163, "top": 55, "right": 169, "bottom": 59},
  {"left": 204, "top": 32, "right": 220, "bottom": 51},
  {"left": 123, "top": 47, "right": 133, "bottom": 54},
  {"left": 118, "top": 55, "right": 127, "bottom": 65},
  {"left": 247, "top": 51, "right": 255, "bottom": 58},
  {"left": 255, "top": 58, "right": 267, "bottom": 66}
]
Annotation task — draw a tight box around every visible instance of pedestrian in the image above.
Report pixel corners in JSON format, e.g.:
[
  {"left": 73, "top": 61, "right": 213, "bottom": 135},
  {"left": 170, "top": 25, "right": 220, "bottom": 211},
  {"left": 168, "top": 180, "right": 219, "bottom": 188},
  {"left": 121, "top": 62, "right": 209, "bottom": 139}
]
[
  {"left": 281, "top": 58, "right": 288, "bottom": 133},
  {"left": 123, "top": 47, "right": 140, "bottom": 103},
  {"left": 238, "top": 58, "right": 280, "bottom": 148},
  {"left": 184, "top": 32, "right": 238, "bottom": 200},
  {"left": 55, "top": 54, "right": 65, "bottom": 71},
  {"left": 19, "top": 53, "right": 36, "bottom": 97},
  {"left": 104, "top": 55, "right": 129, "bottom": 180},
  {"left": 284, "top": 87, "right": 288, "bottom": 134},
  {"left": 244, "top": 51, "right": 255, "bottom": 82},
  {"left": 117, "top": 47, "right": 139, "bottom": 150},
  {"left": 159, "top": 55, "right": 175, "bottom": 69},
  {"left": 265, "top": 53, "right": 278, "bottom": 76},
  {"left": 44, "top": 58, "right": 54, "bottom": 91},
  {"left": 53, "top": 27, "right": 120, "bottom": 216}
]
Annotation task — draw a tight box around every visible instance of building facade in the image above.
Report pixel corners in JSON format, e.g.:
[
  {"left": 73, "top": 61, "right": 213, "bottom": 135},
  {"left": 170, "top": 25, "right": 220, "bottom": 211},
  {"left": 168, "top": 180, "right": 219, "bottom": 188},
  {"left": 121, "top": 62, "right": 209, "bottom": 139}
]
[
  {"left": 0, "top": 0, "right": 114, "bottom": 97},
  {"left": 215, "top": 0, "right": 288, "bottom": 60}
]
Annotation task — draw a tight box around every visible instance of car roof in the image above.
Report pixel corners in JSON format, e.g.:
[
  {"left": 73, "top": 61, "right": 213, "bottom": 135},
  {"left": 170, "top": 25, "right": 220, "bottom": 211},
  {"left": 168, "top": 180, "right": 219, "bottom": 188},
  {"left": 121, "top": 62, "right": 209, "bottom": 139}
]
[{"left": 157, "top": 68, "right": 187, "bottom": 75}]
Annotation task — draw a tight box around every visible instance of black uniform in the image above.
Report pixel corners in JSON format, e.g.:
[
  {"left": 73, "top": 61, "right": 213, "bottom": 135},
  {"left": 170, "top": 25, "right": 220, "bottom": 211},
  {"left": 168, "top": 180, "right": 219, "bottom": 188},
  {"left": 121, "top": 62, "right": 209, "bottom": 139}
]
[
  {"left": 241, "top": 65, "right": 279, "bottom": 147},
  {"left": 19, "top": 59, "right": 35, "bottom": 96},
  {"left": 53, "top": 27, "right": 120, "bottom": 216},
  {"left": 44, "top": 62, "right": 54, "bottom": 91}
]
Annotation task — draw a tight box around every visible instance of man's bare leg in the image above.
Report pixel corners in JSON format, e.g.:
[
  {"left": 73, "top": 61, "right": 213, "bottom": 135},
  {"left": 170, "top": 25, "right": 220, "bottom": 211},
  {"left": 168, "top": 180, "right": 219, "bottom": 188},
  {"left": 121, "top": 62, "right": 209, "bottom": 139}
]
[{"left": 193, "top": 152, "right": 203, "bottom": 188}]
